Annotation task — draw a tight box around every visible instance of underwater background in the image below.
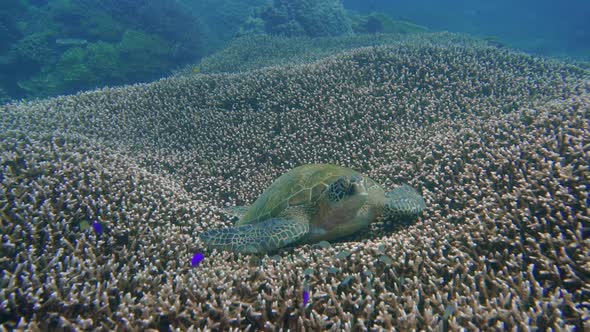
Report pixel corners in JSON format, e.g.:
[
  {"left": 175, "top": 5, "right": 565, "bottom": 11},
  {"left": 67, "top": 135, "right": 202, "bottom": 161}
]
[
  {"left": 0, "top": 0, "right": 588, "bottom": 102},
  {"left": 0, "top": 0, "right": 589, "bottom": 330},
  {"left": 344, "top": 0, "right": 590, "bottom": 58}
]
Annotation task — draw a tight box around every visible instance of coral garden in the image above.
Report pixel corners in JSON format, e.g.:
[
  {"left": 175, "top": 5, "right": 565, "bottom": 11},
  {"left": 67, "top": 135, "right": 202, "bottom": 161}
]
[
  {"left": 1, "top": 32, "right": 589, "bottom": 330},
  {"left": 0, "top": 0, "right": 204, "bottom": 100},
  {"left": 0, "top": 0, "right": 428, "bottom": 102},
  {"left": 253, "top": 0, "right": 353, "bottom": 37},
  {"left": 197, "top": 33, "right": 456, "bottom": 75}
]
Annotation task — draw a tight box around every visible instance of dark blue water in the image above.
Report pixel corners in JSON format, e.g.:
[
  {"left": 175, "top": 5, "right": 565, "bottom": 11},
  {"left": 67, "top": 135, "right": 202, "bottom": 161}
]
[{"left": 343, "top": 0, "right": 590, "bottom": 57}]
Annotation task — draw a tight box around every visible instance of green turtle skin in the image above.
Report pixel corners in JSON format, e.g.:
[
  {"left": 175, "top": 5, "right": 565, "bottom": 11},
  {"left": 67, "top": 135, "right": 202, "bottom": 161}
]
[{"left": 199, "top": 164, "right": 426, "bottom": 254}]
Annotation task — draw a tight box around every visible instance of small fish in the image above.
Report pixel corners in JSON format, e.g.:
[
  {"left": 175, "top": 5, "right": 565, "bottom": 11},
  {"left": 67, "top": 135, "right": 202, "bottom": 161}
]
[
  {"left": 55, "top": 38, "right": 88, "bottom": 46},
  {"left": 79, "top": 220, "right": 90, "bottom": 231},
  {"left": 92, "top": 221, "right": 103, "bottom": 235},
  {"left": 192, "top": 66, "right": 201, "bottom": 74},
  {"left": 378, "top": 254, "right": 394, "bottom": 265},
  {"left": 191, "top": 253, "right": 205, "bottom": 267},
  {"left": 339, "top": 275, "right": 354, "bottom": 287},
  {"left": 301, "top": 281, "right": 311, "bottom": 307},
  {"left": 335, "top": 250, "right": 351, "bottom": 259},
  {"left": 249, "top": 255, "right": 262, "bottom": 266},
  {"left": 303, "top": 268, "right": 315, "bottom": 276},
  {"left": 314, "top": 240, "right": 331, "bottom": 249}
]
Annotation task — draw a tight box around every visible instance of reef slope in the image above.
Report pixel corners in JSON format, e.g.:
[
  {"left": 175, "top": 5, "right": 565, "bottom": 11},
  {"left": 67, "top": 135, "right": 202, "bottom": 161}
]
[{"left": 1, "top": 34, "right": 589, "bottom": 330}]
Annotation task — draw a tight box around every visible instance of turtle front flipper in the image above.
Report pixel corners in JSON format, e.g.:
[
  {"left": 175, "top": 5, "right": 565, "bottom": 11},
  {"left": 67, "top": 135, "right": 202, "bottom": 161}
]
[
  {"left": 199, "top": 218, "right": 310, "bottom": 254},
  {"left": 383, "top": 184, "right": 426, "bottom": 224}
]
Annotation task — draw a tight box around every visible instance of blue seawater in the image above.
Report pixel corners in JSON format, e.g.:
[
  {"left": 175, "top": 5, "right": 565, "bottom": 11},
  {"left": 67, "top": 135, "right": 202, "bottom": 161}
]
[{"left": 343, "top": 0, "right": 590, "bottom": 58}]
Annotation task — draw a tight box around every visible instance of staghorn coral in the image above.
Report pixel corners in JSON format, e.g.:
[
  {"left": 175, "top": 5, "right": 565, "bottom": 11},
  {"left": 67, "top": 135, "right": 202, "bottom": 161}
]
[
  {"left": 197, "top": 32, "right": 485, "bottom": 75},
  {"left": 1, "top": 33, "right": 589, "bottom": 330}
]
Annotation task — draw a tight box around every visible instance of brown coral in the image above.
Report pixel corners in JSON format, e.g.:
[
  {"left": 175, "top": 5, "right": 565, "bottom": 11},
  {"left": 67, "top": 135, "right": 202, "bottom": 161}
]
[{"left": 1, "top": 33, "right": 589, "bottom": 330}]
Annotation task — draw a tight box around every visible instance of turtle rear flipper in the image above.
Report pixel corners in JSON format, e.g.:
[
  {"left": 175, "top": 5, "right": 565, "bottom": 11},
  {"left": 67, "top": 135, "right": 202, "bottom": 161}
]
[
  {"left": 220, "top": 205, "right": 250, "bottom": 223},
  {"left": 199, "top": 218, "right": 310, "bottom": 254}
]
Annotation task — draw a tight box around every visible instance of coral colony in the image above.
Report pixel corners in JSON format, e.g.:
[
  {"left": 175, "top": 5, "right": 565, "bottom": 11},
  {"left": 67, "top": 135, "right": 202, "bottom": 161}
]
[{"left": 0, "top": 33, "right": 589, "bottom": 330}]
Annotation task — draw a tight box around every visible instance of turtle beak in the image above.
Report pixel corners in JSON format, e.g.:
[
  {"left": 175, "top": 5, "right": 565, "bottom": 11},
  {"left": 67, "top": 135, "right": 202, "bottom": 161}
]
[{"left": 350, "top": 177, "right": 367, "bottom": 196}]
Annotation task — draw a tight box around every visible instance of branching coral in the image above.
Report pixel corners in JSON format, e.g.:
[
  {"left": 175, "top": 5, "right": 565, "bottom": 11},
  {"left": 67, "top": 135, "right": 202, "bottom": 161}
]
[
  {"left": 198, "top": 33, "right": 464, "bottom": 74},
  {"left": 1, "top": 33, "right": 589, "bottom": 330}
]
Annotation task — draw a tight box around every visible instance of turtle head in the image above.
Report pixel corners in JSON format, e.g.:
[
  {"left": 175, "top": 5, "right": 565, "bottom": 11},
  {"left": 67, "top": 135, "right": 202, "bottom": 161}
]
[
  {"left": 383, "top": 184, "right": 426, "bottom": 225},
  {"left": 326, "top": 175, "right": 368, "bottom": 209}
]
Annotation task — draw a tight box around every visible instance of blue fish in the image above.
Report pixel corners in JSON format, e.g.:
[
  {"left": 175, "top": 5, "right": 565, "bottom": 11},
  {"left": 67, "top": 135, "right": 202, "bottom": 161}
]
[
  {"left": 92, "top": 221, "right": 103, "bottom": 235},
  {"left": 191, "top": 253, "right": 205, "bottom": 267},
  {"left": 303, "top": 290, "right": 310, "bottom": 306}
]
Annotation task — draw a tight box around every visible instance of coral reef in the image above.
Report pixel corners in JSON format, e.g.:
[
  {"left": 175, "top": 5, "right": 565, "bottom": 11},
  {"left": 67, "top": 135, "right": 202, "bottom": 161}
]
[
  {"left": 0, "top": 18, "right": 19, "bottom": 53},
  {"left": 48, "top": 0, "right": 124, "bottom": 42},
  {"left": 0, "top": 0, "right": 26, "bottom": 52},
  {"left": 9, "top": 32, "right": 56, "bottom": 69},
  {"left": 1, "top": 33, "right": 589, "bottom": 330},
  {"left": 0, "top": 0, "right": 205, "bottom": 100},
  {"left": 184, "top": 0, "right": 267, "bottom": 52},
  {"left": 116, "top": 30, "right": 174, "bottom": 78},
  {"left": 0, "top": 86, "right": 8, "bottom": 105},
  {"left": 255, "top": 0, "right": 353, "bottom": 37},
  {"left": 18, "top": 31, "right": 174, "bottom": 98},
  {"left": 350, "top": 13, "right": 428, "bottom": 35},
  {"left": 198, "top": 33, "right": 465, "bottom": 74}
]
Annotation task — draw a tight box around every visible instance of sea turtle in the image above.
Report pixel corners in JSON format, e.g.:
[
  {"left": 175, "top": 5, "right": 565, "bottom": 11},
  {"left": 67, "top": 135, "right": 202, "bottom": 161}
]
[{"left": 199, "top": 164, "right": 426, "bottom": 254}]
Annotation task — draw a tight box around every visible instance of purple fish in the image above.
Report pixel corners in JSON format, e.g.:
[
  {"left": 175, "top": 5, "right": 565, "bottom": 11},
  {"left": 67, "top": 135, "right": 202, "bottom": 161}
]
[
  {"left": 191, "top": 253, "right": 205, "bottom": 267},
  {"left": 92, "top": 221, "right": 103, "bottom": 235},
  {"left": 303, "top": 290, "right": 310, "bottom": 306}
]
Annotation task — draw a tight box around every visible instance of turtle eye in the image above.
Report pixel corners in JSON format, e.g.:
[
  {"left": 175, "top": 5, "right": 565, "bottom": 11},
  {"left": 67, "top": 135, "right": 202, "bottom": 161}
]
[
  {"left": 346, "top": 179, "right": 356, "bottom": 195},
  {"left": 328, "top": 177, "right": 349, "bottom": 202}
]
